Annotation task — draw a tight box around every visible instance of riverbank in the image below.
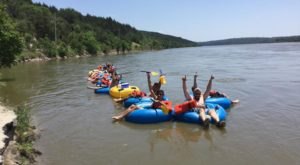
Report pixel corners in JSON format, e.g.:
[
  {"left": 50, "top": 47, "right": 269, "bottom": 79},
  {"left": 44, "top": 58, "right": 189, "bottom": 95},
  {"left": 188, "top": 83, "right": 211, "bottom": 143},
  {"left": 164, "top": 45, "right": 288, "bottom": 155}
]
[
  {"left": 0, "top": 104, "right": 40, "bottom": 165},
  {"left": 17, "top": 48, "right": 146, "bottom": 64},
  {"left": 0, "top": 104, "right": 15, "bottom": 165}
]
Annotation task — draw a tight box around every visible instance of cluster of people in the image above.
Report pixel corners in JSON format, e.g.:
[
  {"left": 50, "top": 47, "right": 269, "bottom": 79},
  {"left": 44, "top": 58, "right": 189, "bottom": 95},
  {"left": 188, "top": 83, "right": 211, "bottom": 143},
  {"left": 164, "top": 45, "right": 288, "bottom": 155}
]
[
  {"left": 88, "top": 63, "right": 121, "bottom": 88},
  {"left": 89, "top": 64, "right": 239, "bottom": 129},
  {"left": 112, "top": 72, "right": 238, "bottom": 128}
]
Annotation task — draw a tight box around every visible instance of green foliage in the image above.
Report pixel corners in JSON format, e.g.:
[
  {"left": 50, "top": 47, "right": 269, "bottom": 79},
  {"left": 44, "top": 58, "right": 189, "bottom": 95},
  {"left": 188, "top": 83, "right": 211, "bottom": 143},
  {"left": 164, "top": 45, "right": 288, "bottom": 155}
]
[
  {"left": 18, "top": 142, "right": 35, "bottom": 165},
  {"left": 82, "top": 31, "right": 99, "bottom": 55},
  {"left": 17, "top": 50, "right": 39, "bottom": 61},
  {"left": 14, "top": 105, "right": 40, "bottom": 164},
  {"left": 68, "top": 30, "right": 84, "bottom": 55},
  {"left": 38, "top": 37, "right": 56, "bottom": 57},
  {"left": 1, "top": 0, "right": 197, "bottom": 59},
  {"left": 199, "top": 36, "right": 300, "bottom": 46},
  {"left": 14, "top": 106, "right": 31, "bottom": 140},
  {"left": 57, "top": 42, "right": 67, "bottom": 57},
  {"left": 101, "top": 44, "right": 111, "bottom": 54},
  {"left": 0, "top": 4, "right": 23, "bottom": 67}
]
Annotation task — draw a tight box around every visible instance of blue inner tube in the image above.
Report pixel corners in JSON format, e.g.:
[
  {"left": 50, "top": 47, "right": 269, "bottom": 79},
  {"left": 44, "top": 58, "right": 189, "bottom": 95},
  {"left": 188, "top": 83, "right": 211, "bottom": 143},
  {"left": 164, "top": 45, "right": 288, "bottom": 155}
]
[
  {"left": 125, "top": 108, "right": 173, "bottom": 124},
  {"left": 190, "top": 94, "right": 231, "bottom": 109},
  {"left": 123, "top": 97, "right": 152, "bottom": 108},
  {"left": 205, "top": 97, "right": 231, "bottom": 109},
  {"left": 123, "top": 96, "right": 169, "bottom": 108},
  {"left": 174, "top": 103, "right": 227, "bottom": 124},
  {"left": 94, "top": 87, "right": 110, "bottom": 94}
]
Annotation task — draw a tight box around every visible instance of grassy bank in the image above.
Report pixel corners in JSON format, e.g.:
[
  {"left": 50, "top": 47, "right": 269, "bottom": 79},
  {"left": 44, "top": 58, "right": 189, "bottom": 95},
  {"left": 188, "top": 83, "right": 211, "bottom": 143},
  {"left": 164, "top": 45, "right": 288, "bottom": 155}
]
[{"left": 11, "top": 106, "right": 40, "bottom": 165}]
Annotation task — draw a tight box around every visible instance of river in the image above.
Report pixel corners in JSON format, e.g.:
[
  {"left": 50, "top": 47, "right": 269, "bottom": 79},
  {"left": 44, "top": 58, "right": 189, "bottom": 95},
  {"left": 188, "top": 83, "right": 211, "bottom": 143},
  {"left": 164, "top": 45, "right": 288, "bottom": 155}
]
[{"left": 1, "top": 42, "right": 300, "bottom": 165}]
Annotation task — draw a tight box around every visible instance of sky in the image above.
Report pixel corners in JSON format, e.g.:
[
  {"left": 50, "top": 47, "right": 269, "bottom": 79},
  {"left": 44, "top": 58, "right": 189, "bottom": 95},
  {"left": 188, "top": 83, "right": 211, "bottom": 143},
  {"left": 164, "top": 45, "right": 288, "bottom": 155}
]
[{"left": 32, "top": 0, "right": 300, "bottom": 42}]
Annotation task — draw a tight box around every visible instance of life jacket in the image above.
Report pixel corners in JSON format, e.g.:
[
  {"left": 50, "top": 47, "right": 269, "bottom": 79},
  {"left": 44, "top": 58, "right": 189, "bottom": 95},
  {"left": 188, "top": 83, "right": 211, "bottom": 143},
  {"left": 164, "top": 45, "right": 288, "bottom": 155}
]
[
  {"left": 91, "top": 71, "right": 99, "bottom": 79},
  {"left": 101, "top": 77, "right": 111, "bottom": 86},
  {"left": 161, "top": 100, "right": 172, "bottom": 111},
  {"left": 174, "top": 100, "right": 197, "bottom": 115}
]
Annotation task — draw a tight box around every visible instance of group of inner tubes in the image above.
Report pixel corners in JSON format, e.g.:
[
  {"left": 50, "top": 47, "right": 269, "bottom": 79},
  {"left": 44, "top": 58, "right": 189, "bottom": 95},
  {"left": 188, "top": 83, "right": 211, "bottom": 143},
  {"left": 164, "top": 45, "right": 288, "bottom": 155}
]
[{"left": 87, "top": 63, "right": 239, "bottom": 129}]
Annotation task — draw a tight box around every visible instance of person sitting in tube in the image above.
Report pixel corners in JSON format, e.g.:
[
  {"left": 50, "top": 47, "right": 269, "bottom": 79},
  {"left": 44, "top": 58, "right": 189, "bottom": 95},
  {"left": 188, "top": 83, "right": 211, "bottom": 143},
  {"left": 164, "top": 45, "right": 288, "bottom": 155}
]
[
  {"left": 110, "top": 70, "right": 122, "bottom": 88},
  {"left": 182, "top": 73, "right": 226, "bottom": 128},
  {"left": 112, "top": 73, "right": 166, "bottom": 121},
  {"left": 147, "top": 71, "right": 162, "bottom": 98}
]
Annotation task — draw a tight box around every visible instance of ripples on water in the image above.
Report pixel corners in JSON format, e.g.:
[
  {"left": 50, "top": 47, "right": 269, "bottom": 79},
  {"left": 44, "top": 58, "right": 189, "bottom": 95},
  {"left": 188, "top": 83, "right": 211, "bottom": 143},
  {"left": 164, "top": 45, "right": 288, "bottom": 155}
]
[{"left": 1, "top": 43, "right": 300, "bottom": 165}]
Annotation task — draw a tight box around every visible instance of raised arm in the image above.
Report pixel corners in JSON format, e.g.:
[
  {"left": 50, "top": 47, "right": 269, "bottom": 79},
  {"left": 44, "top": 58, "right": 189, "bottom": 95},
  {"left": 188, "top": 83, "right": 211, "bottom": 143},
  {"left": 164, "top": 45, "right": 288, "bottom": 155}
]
[
  {"left": 203, "top": 75, "right": 214, "bottom": 99},
  {"left": 191, "top": 72, "right": 198, "bottom": 91},
  {"left": 182, "top": 75, "right": 192, "bottom": 100},
  {"left": 149, "top": 89, "right": 158, "bottom": 100},
  {"left": 110, "top": 71, "right": 119, "bottom": 88},
  {"left": 147, "top": 72, "right": 152, "bottom": 92}
]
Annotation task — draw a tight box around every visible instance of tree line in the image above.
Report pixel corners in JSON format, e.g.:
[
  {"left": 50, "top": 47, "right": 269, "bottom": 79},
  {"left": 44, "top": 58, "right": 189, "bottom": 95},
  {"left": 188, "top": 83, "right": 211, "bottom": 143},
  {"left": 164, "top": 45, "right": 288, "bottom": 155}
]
[
  {"left": 0, "top": 0, "right": 197, "bottom": 67},
  {"left": 199, "top": 36, "right": 300, "bottom": 46}
]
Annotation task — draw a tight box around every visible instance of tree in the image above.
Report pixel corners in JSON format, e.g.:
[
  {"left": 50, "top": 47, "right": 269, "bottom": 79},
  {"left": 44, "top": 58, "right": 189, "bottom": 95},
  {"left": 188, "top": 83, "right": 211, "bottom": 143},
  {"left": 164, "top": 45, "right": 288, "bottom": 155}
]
[
  {"left": 0, "top": 4, "right": 23, "bottom": 67},
  {"left": 82, "top": 31, "right": 99, "bottom": 55},
  {"left": 38, "top": 37, "right": 56, "bottom": 57}
]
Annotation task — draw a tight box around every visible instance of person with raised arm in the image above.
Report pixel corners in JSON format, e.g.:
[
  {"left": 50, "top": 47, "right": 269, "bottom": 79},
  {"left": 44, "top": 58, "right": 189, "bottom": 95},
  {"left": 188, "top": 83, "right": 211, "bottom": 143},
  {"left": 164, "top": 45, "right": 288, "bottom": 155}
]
[
  {"left": 112, "top": 72, "right": 166, "bottom": 121},
  {"left": 182, "top": 74, "right": 225, "bottom": 128},
  {"left": 147, "top": 71, "right": 161, "bottom": 98}
]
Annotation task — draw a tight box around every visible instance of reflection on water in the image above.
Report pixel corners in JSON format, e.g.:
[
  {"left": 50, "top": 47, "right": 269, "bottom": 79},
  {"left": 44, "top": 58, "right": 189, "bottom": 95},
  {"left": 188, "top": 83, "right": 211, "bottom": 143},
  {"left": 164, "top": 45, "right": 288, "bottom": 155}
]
[
  {"left": 152, "top": 124, "right": 214, "bottom": 144},
  {"left": 117, "top": 121, "right": 228, "bottom": 158},
  {"left": 1, "top": 43, "right": 300, "bottom": 165}
]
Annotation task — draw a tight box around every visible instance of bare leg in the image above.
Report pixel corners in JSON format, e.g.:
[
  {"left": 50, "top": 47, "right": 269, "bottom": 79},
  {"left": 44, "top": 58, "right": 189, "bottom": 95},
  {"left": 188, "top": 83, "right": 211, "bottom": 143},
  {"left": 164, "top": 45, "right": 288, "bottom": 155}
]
[
  {"left": 199, "top": 108, "right": 209, "bottom": 128},
  {"left": 114, "top": 98, "right": 125, "bottom": 103},
  {"left": 208, "top": 109, "right": 226, "bottom": 128},
  {"left": 208, "top": 109, "right": 219, "bottom": 123},
  {"left": 199, "top": 108, "right": 206, "bottom": 121},
  {"left": 112, "top": 105, "right": 138, "bottom": 121}
]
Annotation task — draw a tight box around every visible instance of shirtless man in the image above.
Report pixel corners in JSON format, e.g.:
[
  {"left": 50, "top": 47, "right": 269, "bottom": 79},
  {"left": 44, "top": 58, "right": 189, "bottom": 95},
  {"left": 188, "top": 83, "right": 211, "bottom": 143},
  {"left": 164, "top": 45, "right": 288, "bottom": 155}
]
[{"left": 182, "top": 74, "right": 225, "bottom": 128}]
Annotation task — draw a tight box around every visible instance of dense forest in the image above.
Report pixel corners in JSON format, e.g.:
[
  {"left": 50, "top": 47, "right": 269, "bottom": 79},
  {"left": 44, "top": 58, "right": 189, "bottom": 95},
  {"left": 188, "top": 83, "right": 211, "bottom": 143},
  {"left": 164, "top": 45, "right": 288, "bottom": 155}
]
[
  {"left": 0, "top": 0, "right": 197, "bottom": 63},
  {"left": 199, "top": 36, "right": 300, "bottom": 46}
]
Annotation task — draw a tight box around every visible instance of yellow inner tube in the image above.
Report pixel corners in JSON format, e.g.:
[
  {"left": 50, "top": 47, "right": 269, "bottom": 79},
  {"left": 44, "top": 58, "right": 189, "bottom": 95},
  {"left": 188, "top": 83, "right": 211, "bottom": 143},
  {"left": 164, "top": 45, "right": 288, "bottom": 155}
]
[{"left": 109, "top": 86, "right": 140, "bottom": 98}]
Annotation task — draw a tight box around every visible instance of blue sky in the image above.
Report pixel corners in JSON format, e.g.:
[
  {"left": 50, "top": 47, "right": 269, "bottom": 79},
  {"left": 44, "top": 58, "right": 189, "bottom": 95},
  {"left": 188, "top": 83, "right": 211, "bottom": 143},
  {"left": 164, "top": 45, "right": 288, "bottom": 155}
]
[{"left": 32, "top": 0, "right": 300, "bottom": 42}]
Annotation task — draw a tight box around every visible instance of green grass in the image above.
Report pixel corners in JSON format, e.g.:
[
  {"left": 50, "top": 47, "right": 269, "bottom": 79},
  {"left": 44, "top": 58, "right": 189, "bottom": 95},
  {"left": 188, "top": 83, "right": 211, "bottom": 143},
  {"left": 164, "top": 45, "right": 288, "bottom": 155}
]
[{"left": 14, "top": 106, "right": 41, "bottom": 165}]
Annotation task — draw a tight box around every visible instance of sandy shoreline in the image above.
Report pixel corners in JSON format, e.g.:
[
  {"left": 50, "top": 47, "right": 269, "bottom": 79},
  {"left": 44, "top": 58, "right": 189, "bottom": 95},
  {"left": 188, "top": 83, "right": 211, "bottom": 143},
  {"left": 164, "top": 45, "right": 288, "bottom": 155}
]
[{"left": 0, "top": 104, "right": 16, "bottom": 165}]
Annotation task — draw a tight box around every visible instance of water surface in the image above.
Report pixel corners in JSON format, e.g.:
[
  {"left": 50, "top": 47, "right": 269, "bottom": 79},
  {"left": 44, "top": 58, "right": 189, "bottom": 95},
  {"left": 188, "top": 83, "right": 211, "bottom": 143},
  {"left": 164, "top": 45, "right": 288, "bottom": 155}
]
[{"left": 1, "top": 43, "right": 300, "bottom": 165}]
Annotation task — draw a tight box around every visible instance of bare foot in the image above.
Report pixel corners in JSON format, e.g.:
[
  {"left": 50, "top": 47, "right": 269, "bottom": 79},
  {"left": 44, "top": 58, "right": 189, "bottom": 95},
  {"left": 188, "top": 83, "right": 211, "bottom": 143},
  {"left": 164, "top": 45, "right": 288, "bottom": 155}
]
[
  {"left": 232, "top": 99, "right": 240, "bottom": 104},
  {"left": 216, "top": 121, "right": 226, "bottom": 128},
  {"left": 202, "top": 118, "right": 210, "bottom": 129},
  {"left": 112, "top": 116, "right": 123, "bottom": 121},
  {"left": 114, "top": 98, "right": 123, "bottom": 103}
]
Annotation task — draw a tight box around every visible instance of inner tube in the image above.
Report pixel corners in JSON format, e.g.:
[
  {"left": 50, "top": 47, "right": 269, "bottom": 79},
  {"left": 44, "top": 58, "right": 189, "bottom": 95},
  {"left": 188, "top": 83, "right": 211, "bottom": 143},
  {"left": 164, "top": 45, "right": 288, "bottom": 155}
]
[
  {"left": 123, "top": 96, "right": 169, "bottom": 108},
  {"left": 205, "top": 97, "right": 231, "bottom": 109},
  {"left": 94, "top": 87, "right": 110, "bottom": 94},
  {"left": 125, "top": 108, "right": 173, "bottom": 124},
  {"left": 174, "top": 103, "right": 226, "bottom": 124},
  {"left": 123, "top": 97, "right": 152, "bottom": 108},
  {"left": 109, "top": 85, "right": 140, "bottom": 99},
  {"left": 189, "top": 94, "right": 232, "bottom": 109}
]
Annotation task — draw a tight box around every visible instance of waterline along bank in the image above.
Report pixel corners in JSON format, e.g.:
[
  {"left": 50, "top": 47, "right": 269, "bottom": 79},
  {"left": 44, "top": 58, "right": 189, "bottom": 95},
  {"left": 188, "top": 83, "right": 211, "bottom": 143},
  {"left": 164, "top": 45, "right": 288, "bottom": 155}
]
[{"left": 0, "top": 104, "right": 40, "bottom": 165}]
